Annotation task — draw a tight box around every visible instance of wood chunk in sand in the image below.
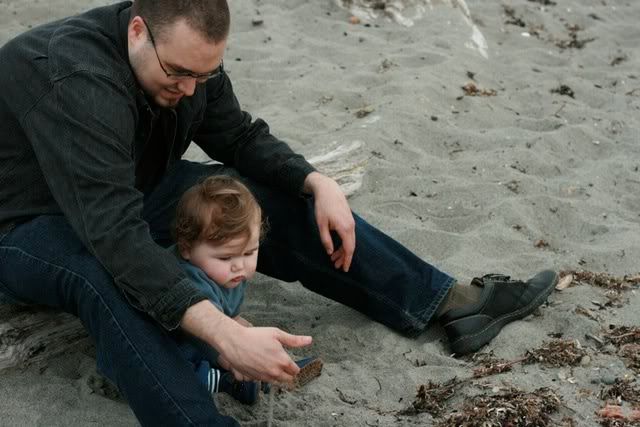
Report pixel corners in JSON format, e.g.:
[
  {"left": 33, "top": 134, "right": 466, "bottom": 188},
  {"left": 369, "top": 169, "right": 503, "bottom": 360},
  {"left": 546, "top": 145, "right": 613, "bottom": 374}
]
[
  {"left": 280, "top": 358, "right": 324, "bottom": 391},
  {"left": 0, "top": 305, "right": 87, "bottom": 371}
]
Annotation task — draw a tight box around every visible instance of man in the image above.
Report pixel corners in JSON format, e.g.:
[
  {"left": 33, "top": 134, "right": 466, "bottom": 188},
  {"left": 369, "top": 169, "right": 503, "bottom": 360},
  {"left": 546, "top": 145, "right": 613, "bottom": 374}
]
[{"left": 0, "top": 0, "right": 557, "bottom": 425}]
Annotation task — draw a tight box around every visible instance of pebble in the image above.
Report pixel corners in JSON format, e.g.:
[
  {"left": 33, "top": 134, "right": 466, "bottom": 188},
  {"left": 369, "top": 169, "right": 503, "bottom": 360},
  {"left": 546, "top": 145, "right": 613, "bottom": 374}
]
[{"left": 580, "top": 355, "right": 591, "bottom": 366}]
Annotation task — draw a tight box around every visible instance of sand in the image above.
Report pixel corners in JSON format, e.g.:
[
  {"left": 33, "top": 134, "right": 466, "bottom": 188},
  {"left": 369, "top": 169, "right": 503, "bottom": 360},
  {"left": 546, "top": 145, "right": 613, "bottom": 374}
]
[{"left": 1, "top": 0, "right": 639, "bottom": 425}]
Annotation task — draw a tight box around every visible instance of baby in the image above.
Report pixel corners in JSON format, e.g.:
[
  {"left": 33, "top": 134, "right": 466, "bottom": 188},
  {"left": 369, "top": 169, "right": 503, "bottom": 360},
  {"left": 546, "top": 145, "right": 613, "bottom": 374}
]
[
  {"left": 172, "top": 175, "right": 322, "bottom": 404},
  {"left": 173, "top": 175, "right": 265, "bottom": 404}
]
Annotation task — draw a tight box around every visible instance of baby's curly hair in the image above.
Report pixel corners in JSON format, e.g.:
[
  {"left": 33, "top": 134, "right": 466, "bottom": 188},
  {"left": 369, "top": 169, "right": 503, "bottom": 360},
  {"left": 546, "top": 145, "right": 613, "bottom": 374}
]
[{"left": 173, "top": 175, "right": 266, "bottom": 254}]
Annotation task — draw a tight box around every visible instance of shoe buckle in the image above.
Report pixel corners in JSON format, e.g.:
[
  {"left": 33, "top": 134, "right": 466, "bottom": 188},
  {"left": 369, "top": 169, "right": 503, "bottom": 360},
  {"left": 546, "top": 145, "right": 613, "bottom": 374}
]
[{"left": 471, "top": 274, "right": 512, "bottom": 287}]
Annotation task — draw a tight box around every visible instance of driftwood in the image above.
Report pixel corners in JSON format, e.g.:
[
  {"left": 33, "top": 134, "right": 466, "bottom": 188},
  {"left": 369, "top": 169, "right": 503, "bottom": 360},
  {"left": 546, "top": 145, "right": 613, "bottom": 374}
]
[
  {"left": 336, "top": 0, "right": 489, "bottom": 58},
  {"left": 0, "top": 305, "right": 88, "bottom": 371},
  {"left": 0, "top": 141, "right": 369, "bottom": 371}
]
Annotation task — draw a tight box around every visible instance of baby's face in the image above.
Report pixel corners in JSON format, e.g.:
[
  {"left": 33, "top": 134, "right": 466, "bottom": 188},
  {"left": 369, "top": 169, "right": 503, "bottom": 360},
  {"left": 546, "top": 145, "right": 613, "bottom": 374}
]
[{"left": 181, "top": 221, "right": 260, "bottom": 289}]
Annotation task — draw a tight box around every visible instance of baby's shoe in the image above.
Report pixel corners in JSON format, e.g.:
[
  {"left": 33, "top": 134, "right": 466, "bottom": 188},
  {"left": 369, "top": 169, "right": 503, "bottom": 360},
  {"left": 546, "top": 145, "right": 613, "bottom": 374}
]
[{"left": 196, "top": 361, "right": 260, "bottom": 405}]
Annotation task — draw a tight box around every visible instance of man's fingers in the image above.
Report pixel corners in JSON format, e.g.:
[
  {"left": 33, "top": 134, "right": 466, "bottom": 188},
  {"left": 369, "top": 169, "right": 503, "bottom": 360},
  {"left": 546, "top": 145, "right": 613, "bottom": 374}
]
[
  {"left": 318, "top": 221, "right": 334, "bottom": 255},
  {"left": 342, "top": 238, "right": 355, "bottom": 272},
  {"left": 231, "top": 368, "right": 246, "bottom": 381},
  {"left": 218, "top": 355, "right": 231, "bottom": 370},
  {"left": 343, "top": 252, "right": 353, "bottom": 272},
  {"left": 337, "top": 227, "right": 355, "bottom": 272},
  {"left": 281, "top": 359, "right": 300, "bottom": 377},
  {"left": 277, "top": 330, "right": 313, "bottom": 348},
  {"left": 331, "top": 247, "right": 344, "bottom": 268}
]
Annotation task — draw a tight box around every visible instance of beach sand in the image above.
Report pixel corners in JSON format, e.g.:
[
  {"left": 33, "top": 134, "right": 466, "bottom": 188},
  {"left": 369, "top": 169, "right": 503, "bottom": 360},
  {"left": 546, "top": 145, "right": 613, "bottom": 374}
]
[{"left": 1, "top": 0, "right": 639, "bottom": 425}]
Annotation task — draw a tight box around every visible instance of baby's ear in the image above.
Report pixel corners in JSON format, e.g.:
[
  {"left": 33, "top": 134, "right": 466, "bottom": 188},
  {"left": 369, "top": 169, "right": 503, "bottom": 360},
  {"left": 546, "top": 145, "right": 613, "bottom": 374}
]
[{"left": 179, "top": 245, "right": 191, "bottom": 260}]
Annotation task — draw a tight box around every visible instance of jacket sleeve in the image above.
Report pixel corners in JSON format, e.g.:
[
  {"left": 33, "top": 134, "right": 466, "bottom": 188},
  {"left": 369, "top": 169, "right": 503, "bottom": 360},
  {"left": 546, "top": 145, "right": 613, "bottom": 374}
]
[
  {"left": 22, "top": 72, "right": 209, "bottom": 330},
  {"left": 192, "top": 71, "right": 316, "bottom": 196}
]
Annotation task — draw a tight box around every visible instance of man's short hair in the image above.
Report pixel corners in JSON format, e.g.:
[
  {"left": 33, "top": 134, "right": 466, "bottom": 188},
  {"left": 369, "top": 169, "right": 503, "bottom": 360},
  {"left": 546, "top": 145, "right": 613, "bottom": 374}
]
[
  {"left": 173, "top": 176, "right": 266, "bottom": 254},
  {"left": 131, "top": 0, "right": 230, "bottom": 43}
]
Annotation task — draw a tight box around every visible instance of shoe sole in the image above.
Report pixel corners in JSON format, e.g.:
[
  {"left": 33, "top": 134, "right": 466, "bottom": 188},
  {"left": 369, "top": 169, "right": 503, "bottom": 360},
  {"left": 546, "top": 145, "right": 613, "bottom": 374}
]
[
  {"left": 282, "top": 358, "right": 323, "bottom": 391},
  {"left": 447, "top": 272, "right": 558, "bottom": 355}
]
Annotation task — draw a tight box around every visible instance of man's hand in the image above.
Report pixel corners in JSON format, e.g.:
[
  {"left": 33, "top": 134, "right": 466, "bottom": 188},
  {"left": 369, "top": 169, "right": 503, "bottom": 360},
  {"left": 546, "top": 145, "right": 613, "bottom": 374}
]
[
  {"left": 233, "top": 315, "right": 253, "bottom": 327},
  {"left": 182, "top": 300, "right": 312, "bottom": 383},
  {"left": 220, "top": 325, "right": 310, "bottom": 382},
  {"left": 303, "top": 172, "right": 356, "bottom": 272}
]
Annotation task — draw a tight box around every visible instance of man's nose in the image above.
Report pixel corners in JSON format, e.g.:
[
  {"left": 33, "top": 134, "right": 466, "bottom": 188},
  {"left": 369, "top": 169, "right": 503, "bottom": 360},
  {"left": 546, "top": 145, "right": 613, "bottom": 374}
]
[{"left": 177, "top": 77, "right": 197, "bottom": 96}]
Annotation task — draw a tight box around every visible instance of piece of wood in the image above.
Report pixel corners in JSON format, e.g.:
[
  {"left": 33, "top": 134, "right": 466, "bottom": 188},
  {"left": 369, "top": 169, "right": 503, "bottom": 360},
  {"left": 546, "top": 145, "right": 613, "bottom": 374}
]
[
  {"left": 0, "top": 143, "right": 369, "bottom": 371},
  {"left": 183, "top": 139, "right": 369, "bottom": 198},
  {"left": 0, "top": 305, "right": 87, "bottom": 371}
]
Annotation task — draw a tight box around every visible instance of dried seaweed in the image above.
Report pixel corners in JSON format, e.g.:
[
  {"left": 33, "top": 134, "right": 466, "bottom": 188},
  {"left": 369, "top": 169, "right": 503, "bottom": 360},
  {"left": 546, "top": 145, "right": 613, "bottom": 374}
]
[
  {"left": 551, "top": 85, "right": 575, "bottom": 98},
  {"left": 600, "top": 378, "right": 640, "bottom": 405},
  {"left": 554, "top": 24, "right": 595, "bottom": 50},
  {"left": 611, "top": 55, "right": 629, "bottom": 67},
  {"left": 399, "top": 377, "right": 464, "bottom": 417},
  {"left": 503, "top": 6, "right": 526, "bottom": 27},
  {"left": 604, "top": 327, "right": 640, "bottom": 374},
  {"left": 471, "top": 353, "right": 520, "bottom": 378},
  {"left": 560, "top": 271, "right": 640, "bottom": 292},
  {"left": 604, "top": 290, "right": 628, "bottom": 308},
  {"left": 575, "top": 305, "right": 602, "bottom": 321},
  {"left": 597, "top": 405, "right": 640, "bottom": 426},
  {"left": 599, "top": 418, "right": 640, "bottom": 427},
  {"left": 461, "top": 82, "right": 497, "bottom": 97},
  {"left": 620, "top": 344, "right": 640, "bottom": 374},
  {"left": 524, "top": 339, "right": 587, "bottom": 367},
  {"left": 604, "top": 326, "right": 640, "bottom": 346},
  {"left": 437, "top": 387, "right": 562, "bottom": 427}
]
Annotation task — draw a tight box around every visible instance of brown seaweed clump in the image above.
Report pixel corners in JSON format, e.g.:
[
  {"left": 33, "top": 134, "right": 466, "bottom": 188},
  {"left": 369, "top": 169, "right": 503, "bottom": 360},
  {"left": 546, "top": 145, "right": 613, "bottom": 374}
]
[
  {"left": 437, "top": 387, "right": 562, "bottom": 427},
  {"left": 561, "top": 271, "right": 640, "bottom": 293},
  {"left": 600, "top": 378, "right": 640, "bottom": 405},
  {"left": 524, "top": 339, "right": 587, "bottom": 367},
  {"left": 554, "top": 24, "right": 595, "bottom": 50},
  {"left": 605, "top": 326, "right": 640, "bottom": 347},
  {"left": 604, "top": 326, "right": 640, "bottom": 374},
  {"left": 619, "top": 344, "right": 640, "bottom": 374},
  {"left": 461, "top": 82, "right": 497, "bottom": 97},
  {"left": 399, "top": 377, "right": 463, "bottom": 417},
  {"left": 597, "top": 405, "right": 640, "bottom": 426},
  {"left": 471, "top": 352, "right": 519, "bottom": 378}
]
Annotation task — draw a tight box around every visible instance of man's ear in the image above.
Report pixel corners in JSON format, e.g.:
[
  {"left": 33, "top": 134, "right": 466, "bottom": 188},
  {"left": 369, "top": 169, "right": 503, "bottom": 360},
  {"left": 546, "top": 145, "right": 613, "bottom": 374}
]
[{"left": 128, "top": 16, "right": 147, "bottom": 47}]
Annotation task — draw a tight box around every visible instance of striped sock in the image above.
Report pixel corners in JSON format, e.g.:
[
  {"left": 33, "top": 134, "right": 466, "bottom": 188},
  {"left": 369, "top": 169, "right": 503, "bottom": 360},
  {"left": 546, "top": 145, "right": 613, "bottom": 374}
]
[{"left": 208, "top": 368, "right": 222, "bottom": 394}]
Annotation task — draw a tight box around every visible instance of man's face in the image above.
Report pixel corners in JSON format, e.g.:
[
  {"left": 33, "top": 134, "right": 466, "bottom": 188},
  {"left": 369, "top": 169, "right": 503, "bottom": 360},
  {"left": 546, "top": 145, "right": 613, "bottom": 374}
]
[{"left": 128, "top": 16, "right": 226, "bottom": 108}]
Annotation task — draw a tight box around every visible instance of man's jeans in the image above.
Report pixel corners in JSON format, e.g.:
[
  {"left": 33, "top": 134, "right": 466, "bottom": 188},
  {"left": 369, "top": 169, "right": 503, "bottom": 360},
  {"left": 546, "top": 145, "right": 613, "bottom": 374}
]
[{"left": 0, "top": 160, "right": 454, "bottom": 426}]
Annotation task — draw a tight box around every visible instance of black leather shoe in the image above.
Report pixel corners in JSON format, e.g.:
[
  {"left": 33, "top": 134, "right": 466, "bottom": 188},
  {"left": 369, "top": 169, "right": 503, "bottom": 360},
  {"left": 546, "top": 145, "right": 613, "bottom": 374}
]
[
  {"left": 216, "top": 370, "right": 260, "bottom": 405},
  {"left": 439, "top": 270, "right": 558, "bottom": 355}
]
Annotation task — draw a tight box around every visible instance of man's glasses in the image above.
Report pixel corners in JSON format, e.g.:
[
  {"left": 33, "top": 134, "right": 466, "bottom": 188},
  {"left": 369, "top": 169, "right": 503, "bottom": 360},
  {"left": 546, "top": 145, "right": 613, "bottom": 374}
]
[{"left": 141, "top": 18, "right": 223, "bottom": 83}]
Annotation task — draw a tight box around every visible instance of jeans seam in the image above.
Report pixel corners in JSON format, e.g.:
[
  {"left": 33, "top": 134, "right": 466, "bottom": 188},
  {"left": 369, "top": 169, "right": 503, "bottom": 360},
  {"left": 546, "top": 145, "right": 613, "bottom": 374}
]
[
  {"left": 0, "top": 245, "right": 197, "bottom": 426},
  {"left": 286, "top": 243, "right": 428, "bottom": 331}
]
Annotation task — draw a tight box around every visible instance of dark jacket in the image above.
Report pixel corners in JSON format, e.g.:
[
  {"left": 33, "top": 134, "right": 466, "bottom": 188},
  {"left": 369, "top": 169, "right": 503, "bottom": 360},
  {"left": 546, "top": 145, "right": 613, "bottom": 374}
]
[{"left": 0, "top": 2, "right": 315, "bottom": 329}]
